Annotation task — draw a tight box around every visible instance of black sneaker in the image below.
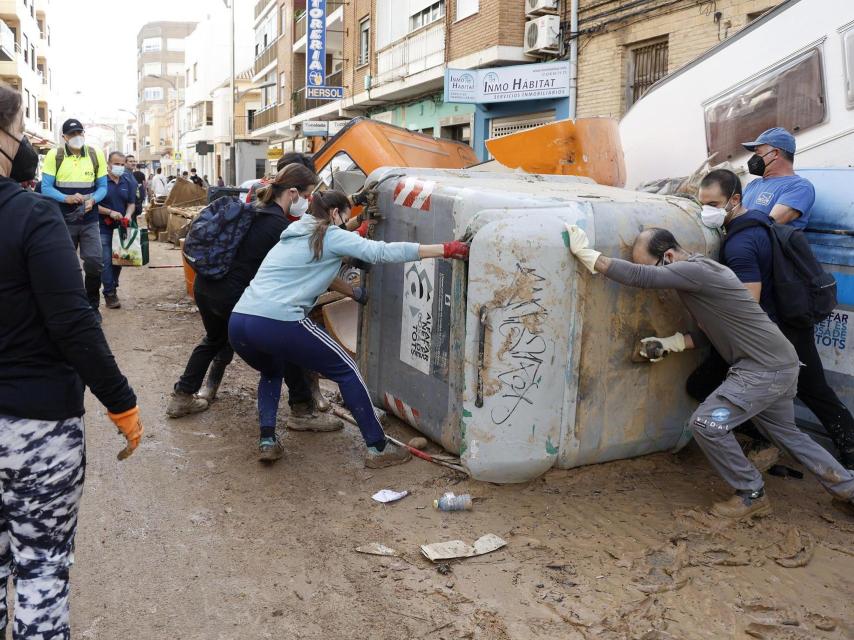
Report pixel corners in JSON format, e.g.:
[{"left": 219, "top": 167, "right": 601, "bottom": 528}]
[{"left": 104, "top": 292, "right": 121, "bottom": 309}]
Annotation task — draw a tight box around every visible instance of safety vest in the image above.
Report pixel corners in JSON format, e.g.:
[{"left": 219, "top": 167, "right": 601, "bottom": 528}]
[{"left": 42, "top": 145, "right": 107, "bottom": 217}]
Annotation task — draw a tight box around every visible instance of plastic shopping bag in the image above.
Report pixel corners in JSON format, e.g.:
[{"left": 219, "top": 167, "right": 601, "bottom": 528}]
[{"left": 112, "top": 222, "right": 146, "bottom": 267}]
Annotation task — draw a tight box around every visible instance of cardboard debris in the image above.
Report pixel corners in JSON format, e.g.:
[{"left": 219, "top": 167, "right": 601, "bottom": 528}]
[
  {"left": 167, "top": 205, "right": 205, "bottom": 245},
  {"left": 372, "top": 489, "right": 409, "bottom": 503},
  {"left": 355, "top": 543, "right": 399, "bottom": 557},
  {"left": 420, "top": 534, "right": 507, "bottom": 562}
]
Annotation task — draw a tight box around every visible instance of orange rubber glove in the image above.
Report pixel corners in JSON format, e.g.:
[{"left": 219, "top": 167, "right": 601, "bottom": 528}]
[{"left": 108, "top": 406, "right": 143, "bottom": 460}]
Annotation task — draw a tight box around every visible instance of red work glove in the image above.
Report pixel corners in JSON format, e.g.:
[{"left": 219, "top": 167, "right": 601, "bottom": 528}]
[
  {"left": 103, "top": 217, "right": 113, "bottom": 227},
  {"left": 120, "top": 217, "right": 130, "bottom": 228},
  {"left": 356, "top": 220, "right": 370, "bottom": 237},
  {"left": 443, "top": 241, "right": 470, "bottom": 261},
  {"left": 108, "top": 406, "right": 144, "bottom": 460}
]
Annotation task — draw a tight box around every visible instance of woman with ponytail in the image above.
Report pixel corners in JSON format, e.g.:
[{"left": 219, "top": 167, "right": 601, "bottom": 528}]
[
  {"left": 168, "top": 164, "right": 344, "bottom": 443},
  {"left": 230, "top": 189, "right": 470, "bottom": 467}
]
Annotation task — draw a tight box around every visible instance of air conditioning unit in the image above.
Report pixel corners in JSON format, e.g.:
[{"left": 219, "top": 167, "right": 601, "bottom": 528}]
[
  {"left": 525, "top": 15, "right": 560, "bottom": 56},
  {"left": 526, "top": 0, "right": 559, "bottom": 17}
]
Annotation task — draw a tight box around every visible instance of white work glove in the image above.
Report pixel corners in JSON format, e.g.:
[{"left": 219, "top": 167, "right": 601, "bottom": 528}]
[
  {"left": 564, "top": 224, "right": 601, "bottom": 274},
  {"left": 640, "top": 333, "right": 686, "bottom": 362}
]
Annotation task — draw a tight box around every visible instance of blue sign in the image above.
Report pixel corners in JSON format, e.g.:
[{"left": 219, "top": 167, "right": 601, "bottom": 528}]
[{"left": 306, "top": 0, "right": 327, "bottom": 91}]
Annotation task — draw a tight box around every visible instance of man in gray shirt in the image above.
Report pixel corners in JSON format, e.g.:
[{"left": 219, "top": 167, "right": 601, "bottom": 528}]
[{"left": 566, "top": 224, "right": 854, "bottom": 520}]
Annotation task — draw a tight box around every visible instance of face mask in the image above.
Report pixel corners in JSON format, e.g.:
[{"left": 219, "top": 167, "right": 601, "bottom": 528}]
[
  {"left": 747, "top": 150, "right": 775, "bottom": 176},
  {"left": 700, "top": 205, "right": 727, "bottom": 228},
  {"left": 290, "top": 194, "right": 309, "bottom": 218},
  {"left": 111, "top": 165, "right": 125, "bottom": 176},
  {"left": 0, "top": 131, "right": 39, "bottom": 182},
  {"left": 67, "top": 135, "right": 84, "bottom": 150}
]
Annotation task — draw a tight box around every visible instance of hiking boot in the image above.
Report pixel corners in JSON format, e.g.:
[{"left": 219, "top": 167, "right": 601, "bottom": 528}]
[
  {"left": 258, "top": 435, "right": 284, "bottom": 462},
  {"left": 712, "top": 488, "right": 772, "bottom": 520},
  {"left": 166, "top": 391, "right": 209, "bottom": 418},
  {"left": 286, "top": 402, "right": 344, "bottom": 432},
  {"left": 198, "top": 360, "right": 227, "bottom": 403},
  {"left": 104, "top": 292, "right": 121, "bottom": 309},
  {"left": 748, "top": 445, "right": 780, "bottom": 473},
  {"left": 364, "top": 440, "right": 411, "bottom": 469}
]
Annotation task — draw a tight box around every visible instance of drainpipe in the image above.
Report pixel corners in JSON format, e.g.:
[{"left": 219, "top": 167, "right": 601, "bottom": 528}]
[{"left": 569, "top": 0, "right": 578, "bottom": 119}]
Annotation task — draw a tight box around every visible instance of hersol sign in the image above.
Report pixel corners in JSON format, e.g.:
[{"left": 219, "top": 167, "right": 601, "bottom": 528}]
[{"left": 444, "top": 61, "right": 570, "bottom": 104}]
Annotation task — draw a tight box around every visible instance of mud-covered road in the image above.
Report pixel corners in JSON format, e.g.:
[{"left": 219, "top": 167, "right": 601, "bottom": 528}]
[{"left": 69, "top": 241, "right": 853, "bottom": 639}]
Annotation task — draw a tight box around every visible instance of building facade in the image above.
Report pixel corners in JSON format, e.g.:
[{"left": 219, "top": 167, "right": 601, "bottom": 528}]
[
  {"left": 567, "top": 0, "right": 786, "bottom": 118},
  {"left": 0, "top": 0, "right": 55, "bottom": 149},
  {"left": 136, "top": 21, "right": 197, "bottom": 171}
]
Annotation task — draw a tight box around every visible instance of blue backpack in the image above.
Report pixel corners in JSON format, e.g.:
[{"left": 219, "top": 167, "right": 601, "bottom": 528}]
[{"left": 183, "top": 196, "right": 257, "bottom": 280}]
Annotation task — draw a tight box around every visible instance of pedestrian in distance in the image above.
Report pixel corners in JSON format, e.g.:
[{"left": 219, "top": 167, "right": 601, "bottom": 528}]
[
  {"left": 228, "top": 185, "right": 470, "bottom": 467},
  {"left": 96, "top": 151, "right": 137, "bottom": 310},
  {"left": 167, "top": 164, "right": 349, "bottom": 442},
  {"left": 565, "top": 223, "right": 854, "bottom": 520},
  {"left": 216, "top": 175, "right": 225, "bottom": 187},
  {"left": 151, "top": 166, "right": 168, "bottom": 199},
  {"left": 698, "top": 169, "right": 854, "bottom": 469},
  {"left": 126, "top": 153, "right": 147, "bottom": 210},
  {"left": 40, "top": 117, "right": 108, "bottom": 321},
  {"left": 0, "top": 83, "right": 143, "bottom": 638},
  {"left": 189, "top": 168, "right": 203, "bottom": 187}
]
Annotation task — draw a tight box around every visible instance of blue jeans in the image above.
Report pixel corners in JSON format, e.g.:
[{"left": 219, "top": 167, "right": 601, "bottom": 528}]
[
  {"left": 99, "top": 229, "right": 122, "bottom": 295},
  {"left": 229, "top": 313, "right": 385, "bottom": 447}
]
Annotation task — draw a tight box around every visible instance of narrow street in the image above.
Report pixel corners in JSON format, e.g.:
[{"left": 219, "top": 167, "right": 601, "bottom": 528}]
[{"left": 69, "top": 241, "right": 853, "bottom": 640}]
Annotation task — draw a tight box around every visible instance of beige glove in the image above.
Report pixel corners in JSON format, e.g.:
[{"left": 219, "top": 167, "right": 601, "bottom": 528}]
[
  {"left": 640, "top": 333, "right": 686, "bottom": 362},
  {"left": 564, "top": 224, "right": 601, "bottom": 274}
]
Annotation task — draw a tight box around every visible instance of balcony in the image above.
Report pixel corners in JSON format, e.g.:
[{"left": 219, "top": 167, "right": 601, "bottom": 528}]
[
  {"left": 292, "top": 70, "right": 343, "bottom": 116},
  {"left": 376, "top": 22, "right": 445, "bottom": 84},
  {"left": 253, "top": 35, "right": 279, "bottom": 79},
  {"left": 0, "top": 19, "right": 12, "bottom": 60},
  {"left": 249, "top": 104, "right": 279, "bottom": 131},
  {"left": 293, "top": 1, "right": 344, "bottom": 43}
]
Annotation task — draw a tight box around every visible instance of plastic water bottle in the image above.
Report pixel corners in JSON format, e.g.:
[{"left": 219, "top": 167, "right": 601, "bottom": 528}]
[{"left": 433, "top": 492, "right": 473, "bottom": 511}]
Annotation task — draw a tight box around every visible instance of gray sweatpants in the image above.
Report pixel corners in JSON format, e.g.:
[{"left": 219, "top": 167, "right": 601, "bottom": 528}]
[
  {"left": 66, "top": 222, "right": 103, "bottom": 310},
  {"left": 690, "top": 365, "right": 854, "bottom": 500}
]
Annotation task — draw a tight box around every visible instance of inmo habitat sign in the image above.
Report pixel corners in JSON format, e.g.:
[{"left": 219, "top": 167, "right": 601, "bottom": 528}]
[{"left": 444, "top": 61, "right": 571, "bottom": 104}]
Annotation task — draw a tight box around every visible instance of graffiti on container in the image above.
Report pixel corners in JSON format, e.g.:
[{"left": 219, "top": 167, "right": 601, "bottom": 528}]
[
  {"left": 410, "top": 311, "right": 432, "bottom": 363},
  {"left": 400, "top": 260, "right": 435, "bottom": 375},
  {"left": 814, "top": 309, "right": 853, "bottom": 376},
  {"left": 491, "top": 264, "right": 548, "bottom": 425}
]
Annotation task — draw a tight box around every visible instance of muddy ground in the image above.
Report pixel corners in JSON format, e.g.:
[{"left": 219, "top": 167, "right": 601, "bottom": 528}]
[{"left": 69, "top": 241, "right": 852, "bottom": 640}]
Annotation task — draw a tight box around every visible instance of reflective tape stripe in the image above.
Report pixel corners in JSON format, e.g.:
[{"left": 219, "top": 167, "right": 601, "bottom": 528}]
[{"left": 56, "top": 181, "right": 95, "bottom": 189}]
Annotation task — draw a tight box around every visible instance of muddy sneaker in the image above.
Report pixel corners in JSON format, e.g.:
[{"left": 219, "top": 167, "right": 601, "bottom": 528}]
[
  {"left": 166, "top": 391, "right": 209, "bottom": 418},
  {"left": 286, "top": 402, "right": 344, "bottom": 432},
  {"left": 364, "top": 440, "right": 411, "bottom": 469},
  {"left": 104, "top": 292, "right": 121, "bottom": 309},
  {"left": 712, "top": 488, "right": 772, "bottom": 520},
  {"left": 258, "top": 435, "right": 284, "bottom": 462},
  {"left": 748, "top": 446, "right": 780, "bottom": 473}
]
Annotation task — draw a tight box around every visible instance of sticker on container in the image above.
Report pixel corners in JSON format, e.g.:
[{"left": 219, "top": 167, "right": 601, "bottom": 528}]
[
  {"left": 393, "top": 177, "right": 435, "bottom": 211},
  {"left": 814, "top": 309, "right": 852, "bottom": 376},
  {"left": 400, "top": 259, "right": 435, "bottom": 374}
]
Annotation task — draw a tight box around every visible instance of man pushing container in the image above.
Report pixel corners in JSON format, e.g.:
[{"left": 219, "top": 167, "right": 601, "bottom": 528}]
[{"left": 564, "top": 223, "right": 854, "bottom": 521}]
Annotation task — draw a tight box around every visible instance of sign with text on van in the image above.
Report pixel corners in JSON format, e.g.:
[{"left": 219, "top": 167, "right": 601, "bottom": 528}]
[{"left": 444, "top": 62, "right": 571, "bottom": 104}]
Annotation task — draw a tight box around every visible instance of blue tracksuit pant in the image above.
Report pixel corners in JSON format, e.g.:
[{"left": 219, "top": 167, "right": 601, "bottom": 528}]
[{"left": 229, "top": 313, "right": 385, "bottom": 447}]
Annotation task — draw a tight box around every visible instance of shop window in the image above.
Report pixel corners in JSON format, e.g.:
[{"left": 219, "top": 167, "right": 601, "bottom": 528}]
[
  {"left": 704, "top": 48, "right": 826, "bottom": 161},
  {"left": 358, "top": 17, "right": 370, "bottom": 66},
  {"left": 318, "top": 152, "right": 367, "bottom": 191},
  {"left": 626, "top": 37, "right": 668, "bottom": 107}
]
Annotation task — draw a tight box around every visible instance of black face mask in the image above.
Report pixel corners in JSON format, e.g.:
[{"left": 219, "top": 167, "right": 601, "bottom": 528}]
[
  {"left": 0, "top": 131, "right": 39, "bottom": 182},
  {"left": 747, "top": 150, "right": 775, "bottom": 177}
]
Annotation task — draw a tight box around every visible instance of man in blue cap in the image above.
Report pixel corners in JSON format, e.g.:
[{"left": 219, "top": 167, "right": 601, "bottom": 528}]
[{"left": 741, "top": 127, "right": 815, "bottom": 228}]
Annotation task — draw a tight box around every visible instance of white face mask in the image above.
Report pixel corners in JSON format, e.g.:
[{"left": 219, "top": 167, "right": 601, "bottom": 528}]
[
  {"left": 700, "top": 205, "right": 727, "bottom": 228},
  {"left": 111, "top": 165, "right": 125, "bottom": 176},
  {"left": 290, "top": 194, "right": 309, "bottom": 218},
  {"left": 67, "top": 135, "right": 84, "bottom": 150}
]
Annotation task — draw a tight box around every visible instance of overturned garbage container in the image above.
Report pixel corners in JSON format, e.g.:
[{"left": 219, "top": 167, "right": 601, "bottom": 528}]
[{"left": 359, "top": 168, "right": 718, "bottom": 483}]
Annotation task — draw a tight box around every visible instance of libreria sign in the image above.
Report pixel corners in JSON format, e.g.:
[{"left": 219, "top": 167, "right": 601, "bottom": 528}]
[
  {"left": 305, "top": 0, "right": 344, "bottom": 100},
  {"left": 444, "top": 61, "right": 571, "bottom": 104}
]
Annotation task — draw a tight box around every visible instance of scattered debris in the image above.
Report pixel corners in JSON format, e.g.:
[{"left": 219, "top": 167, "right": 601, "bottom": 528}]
[
  {"left": 371, "top": 489, "right": 409, "bottom": 503},
  {"left": 355, "top": 543, "right": 399, "bottom": 557},
  {"left": 436, "top": 563, "right": 452, "bottom": 575},
  {"left": 420, "top": 534, "right": 507, "bottom": 562},
  {"left": 408, "top": 436, "right": 428, "bottom": 449},
  {"left": 768, "top": 527, "right": 814, "bottom": 568}
]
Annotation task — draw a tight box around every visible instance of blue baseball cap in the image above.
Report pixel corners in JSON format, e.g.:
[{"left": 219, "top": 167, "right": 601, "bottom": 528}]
[{"left": 742, "top": 127, "right": 796, "bottom": 154}]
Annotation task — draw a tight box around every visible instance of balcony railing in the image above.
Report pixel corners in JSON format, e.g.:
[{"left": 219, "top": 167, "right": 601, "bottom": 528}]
[
  {"left": 292, "top": 70, "right": 343, "bottom": 116},
  {"left": 294, "top": 2, "right": 344, "bottom": 42},
  {"left": 376, "top": 22, "right": 445, "bottom": 84},
  {"left": 254, "top": 35, "right": 279, "bottom": 77},
  {"left": 250, "top": 104, "right": 279, "bottom": 131},
  {"left": 0, "top": 20, "right": 14, "bottom": 62}
]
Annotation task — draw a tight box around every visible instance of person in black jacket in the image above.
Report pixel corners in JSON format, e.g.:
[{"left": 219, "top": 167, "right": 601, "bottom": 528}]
[
  {"left": 166, "top": 164, "right": 344, "bottom": 448},
  {"left": 0, "top": 84, "right": 143, "bottom": 638}
]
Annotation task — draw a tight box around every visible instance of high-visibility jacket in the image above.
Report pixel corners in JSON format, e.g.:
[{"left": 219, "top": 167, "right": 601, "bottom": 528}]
[{"left": 42, "top": 145, "right": 107, "bottom": 224}]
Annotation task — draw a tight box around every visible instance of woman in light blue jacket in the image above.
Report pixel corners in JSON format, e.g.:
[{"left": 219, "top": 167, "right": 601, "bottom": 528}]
[{"left": 230, "top": 186, "right": 469, "bottom": 467}]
